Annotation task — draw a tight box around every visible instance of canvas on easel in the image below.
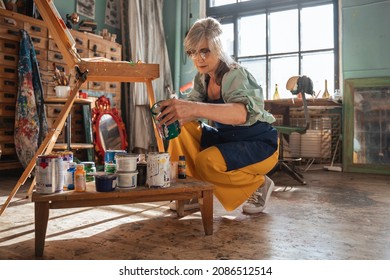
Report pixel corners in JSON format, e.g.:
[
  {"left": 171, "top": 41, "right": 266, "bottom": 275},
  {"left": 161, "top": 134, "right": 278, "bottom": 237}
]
[{"left": 0, "top": 0, "right": 162, "bottom": 216}]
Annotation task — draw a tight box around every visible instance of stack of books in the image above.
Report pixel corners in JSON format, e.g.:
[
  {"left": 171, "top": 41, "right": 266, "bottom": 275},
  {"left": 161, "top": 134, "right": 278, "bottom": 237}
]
[{"left": 78, "top": 19, "right": 97, "bottom": 34}]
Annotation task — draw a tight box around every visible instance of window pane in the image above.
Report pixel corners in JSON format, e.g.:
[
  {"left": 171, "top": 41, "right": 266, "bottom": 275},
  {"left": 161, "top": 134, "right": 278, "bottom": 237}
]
[
  {"left": 209, "top": 0, "right": 250, "bottom": 7},
  {"left": 238, "top": 14, "right": 266, "bottom": 56},
  {"left": 239, "top": 58, "right": 267, "bottom": 97},
  {"left": 270, "top": 55, "right": 299, "bottom": 99},
  {"left": 269, "top": 9, "right": 298, "bottom": 54},
  {"left": 301, "top": 4, "right": 334, "bottom": 51},
  {"left": 206, "top": 1, "right": 337, "bottom": 100},
  {"left": 210, "top": 0, "right": 236, "bottom": 7},
  {"left": 221, "top": 23, "right": 234, "bottom": 57},
  {"left": 301, "top": 51, "right": 334, "bottom": 96}
]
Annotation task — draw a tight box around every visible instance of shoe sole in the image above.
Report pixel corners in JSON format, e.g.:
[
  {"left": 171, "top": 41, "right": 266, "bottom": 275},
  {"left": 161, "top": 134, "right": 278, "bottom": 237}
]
[{"left": 242, "top": 177, "right": 275, "bottom": 214}]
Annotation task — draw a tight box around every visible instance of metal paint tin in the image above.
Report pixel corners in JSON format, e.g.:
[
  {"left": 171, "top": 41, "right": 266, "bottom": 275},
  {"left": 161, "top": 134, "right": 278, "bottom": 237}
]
[
  {"left": 151, "top": 101, "right": 181, "bottom": 140},
  {"left": 60, "top": 150, "right": 73, "bottom": 163},
  {"left": 146, "top": 152, "right": 170, "bottom": 188},
  {"left": 105, "top": 150, "right": 127, "bottom": 163},
  {"left": 35, "top": 155, "right": 64, "bottom": 194}
]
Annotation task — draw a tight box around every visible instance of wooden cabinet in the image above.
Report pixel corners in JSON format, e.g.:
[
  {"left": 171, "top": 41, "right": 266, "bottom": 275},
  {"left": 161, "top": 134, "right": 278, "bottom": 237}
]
[{"left": 0, "top": 8, "right": 122, "bottom": 169}]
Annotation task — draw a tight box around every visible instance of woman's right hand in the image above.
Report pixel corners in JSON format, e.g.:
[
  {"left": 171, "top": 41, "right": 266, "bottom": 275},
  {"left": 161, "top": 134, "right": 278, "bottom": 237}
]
[{"left": 157, "top": 98, "right": 196, "bottom": 126}]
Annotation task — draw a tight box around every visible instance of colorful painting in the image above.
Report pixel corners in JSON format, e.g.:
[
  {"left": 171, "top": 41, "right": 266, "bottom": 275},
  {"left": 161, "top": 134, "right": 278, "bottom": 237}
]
[{"left": 14, "top": 30, "right": 48, "bottom": 168}]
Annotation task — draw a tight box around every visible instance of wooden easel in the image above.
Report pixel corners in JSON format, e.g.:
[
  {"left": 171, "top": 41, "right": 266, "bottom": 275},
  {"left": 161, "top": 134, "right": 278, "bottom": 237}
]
[{"left": 0, "top": 0, "right": 162, "bottom": 216}]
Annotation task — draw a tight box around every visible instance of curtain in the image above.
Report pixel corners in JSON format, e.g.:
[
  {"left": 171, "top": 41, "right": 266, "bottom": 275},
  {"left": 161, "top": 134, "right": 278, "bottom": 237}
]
[{"left": 120, "top": 0, "right": 173, "bottom": 153}]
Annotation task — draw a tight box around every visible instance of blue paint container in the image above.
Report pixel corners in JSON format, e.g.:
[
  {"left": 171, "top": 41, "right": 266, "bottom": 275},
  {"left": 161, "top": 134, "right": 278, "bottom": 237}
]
[
  {"left": 91, "top": 172, "right": 117, "bottom": 192},
  {"left": 104, "top": 150, "right": 127, "bottom": 163}
]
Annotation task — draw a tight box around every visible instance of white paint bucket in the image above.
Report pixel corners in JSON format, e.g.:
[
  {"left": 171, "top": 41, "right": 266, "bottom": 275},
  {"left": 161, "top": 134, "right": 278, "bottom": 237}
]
[
  {"left": 115, "top": 153, "right": 138, "bottom": 172},
  {"left": 35, "top": 155, "right": 64, "bottom": 194},
  {"left": 146, "top": 152, "right": 170, "bottom": 188},
  {"left": 116, "top": 171, "right": 138, "bottom": 189}
]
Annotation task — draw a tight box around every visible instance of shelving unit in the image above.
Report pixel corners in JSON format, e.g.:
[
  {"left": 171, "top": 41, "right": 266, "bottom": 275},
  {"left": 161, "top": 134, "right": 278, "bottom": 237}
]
[
  {"left": 45, "top": 97, "right": 94, "bottom": 161},
  {"left": 0, "top": 7, "right": 123, "bottom": 169}
]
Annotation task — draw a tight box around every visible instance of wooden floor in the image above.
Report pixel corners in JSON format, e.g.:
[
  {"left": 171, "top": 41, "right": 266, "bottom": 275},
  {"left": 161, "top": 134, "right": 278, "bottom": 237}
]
[{"left": 0, "top": 166, "right": 389, "bottom": 260}]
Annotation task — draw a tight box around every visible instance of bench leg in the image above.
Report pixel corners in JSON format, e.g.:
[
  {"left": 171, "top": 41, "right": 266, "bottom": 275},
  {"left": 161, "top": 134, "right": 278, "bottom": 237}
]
[
  {"left": 199, "top": 190, "right": 213, "bottom": 235},
  {"left": 34, "top": 201, "right": 50, "bottom": 257},
  {"left": 175, "top": 200, "right": 185, "bottom": 217}
]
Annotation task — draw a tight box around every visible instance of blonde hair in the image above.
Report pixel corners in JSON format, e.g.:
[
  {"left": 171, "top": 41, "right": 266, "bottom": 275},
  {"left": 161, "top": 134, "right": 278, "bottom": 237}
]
[{"left": 184, "top": 17, "right": 237, "bottom": 85}]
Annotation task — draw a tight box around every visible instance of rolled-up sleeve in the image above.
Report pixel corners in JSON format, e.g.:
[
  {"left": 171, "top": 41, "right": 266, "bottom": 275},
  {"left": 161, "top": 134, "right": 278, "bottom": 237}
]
[{"left": 222, "top": 67, "right": 275, "bottom": 125}]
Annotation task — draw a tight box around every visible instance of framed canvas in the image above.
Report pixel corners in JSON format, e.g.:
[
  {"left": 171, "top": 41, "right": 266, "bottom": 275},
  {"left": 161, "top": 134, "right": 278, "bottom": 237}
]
[{"left": 77, "top": 0, "right": 95, "bottom": 19}]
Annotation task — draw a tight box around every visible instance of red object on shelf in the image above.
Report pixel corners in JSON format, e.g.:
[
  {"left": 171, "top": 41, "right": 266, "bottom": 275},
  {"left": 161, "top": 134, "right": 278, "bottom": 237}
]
[{"left": 79, "top": 90, "right": 88, "bottom": 99}]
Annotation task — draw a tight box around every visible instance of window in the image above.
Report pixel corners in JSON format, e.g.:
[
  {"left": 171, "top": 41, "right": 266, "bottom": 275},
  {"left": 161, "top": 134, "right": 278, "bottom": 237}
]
[{"left": 207, "top": 0, "right": 338, "bottom": 99}]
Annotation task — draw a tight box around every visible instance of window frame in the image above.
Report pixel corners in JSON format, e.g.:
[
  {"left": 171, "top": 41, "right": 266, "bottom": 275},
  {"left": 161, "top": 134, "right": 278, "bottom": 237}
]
[{"left": 207, "top": 0, "right": 339, "bottom": 99}]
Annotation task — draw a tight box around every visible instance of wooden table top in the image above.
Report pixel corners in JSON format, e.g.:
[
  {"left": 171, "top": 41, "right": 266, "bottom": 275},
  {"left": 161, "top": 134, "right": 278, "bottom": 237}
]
[{"left": 31, "top": 177, "right": 214, "bottom": 202}]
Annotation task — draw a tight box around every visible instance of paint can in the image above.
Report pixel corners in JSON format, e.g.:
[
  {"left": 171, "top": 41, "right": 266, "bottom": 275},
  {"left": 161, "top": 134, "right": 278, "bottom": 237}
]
[
  {"left": 35, "top": 155, "right": 64, "bottom": 194},
  {"left": 104, "top": 163, "right": 116, "bottom": 174},
  {"left": 150, "top": 101, "right": 181, "bottom": 140},
  {"left": 60, "top": 150, "right": 73, "bottom": 163},
  {"left": 116, "top": 171, "right": 138, "bottom": 189},
  {"left": 60, "top": 150, "right": 73, "bottom": 188},
  {"left": 146, "top": 152, "right": 170, "bottom": 188},
  {"left": 115, "top": 153, "right": 138, "bottom": 172},
  {"left": 105, "top": 150, "right": 126, "bottom": 175},
  {"left": 81, "top": 161, "right": 96, "bottom": 182},
  {"left": 105, "top": 150, "right": 127, "bottom": 163},
  {"left": 91, "top": 172, "right": 117, "bottom": 192}
]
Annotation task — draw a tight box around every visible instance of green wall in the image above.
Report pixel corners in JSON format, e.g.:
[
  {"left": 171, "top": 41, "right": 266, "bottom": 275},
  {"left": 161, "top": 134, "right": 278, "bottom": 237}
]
[
  {"left": 53, "top": 0, "right": 120, "bottom": 43},
  {"left": 163, "top": 0, "right": 200, "bottom": 94},
  {"left": 342, "top": 0, "right": 390, "bottom": 79}
]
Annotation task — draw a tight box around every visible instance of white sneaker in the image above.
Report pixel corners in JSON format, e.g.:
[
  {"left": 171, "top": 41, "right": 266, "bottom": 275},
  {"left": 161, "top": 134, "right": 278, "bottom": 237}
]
[
  {"left": 169, "top": 199, "right": 200, "bottom": 211},
  {"left": 242, "top": 176, "right": 275, "bottom": 214}
]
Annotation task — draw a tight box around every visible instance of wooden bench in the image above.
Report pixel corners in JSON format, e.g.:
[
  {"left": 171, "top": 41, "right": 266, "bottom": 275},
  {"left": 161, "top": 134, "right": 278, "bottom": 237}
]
[{"left": 31, "top": 177, "right": 214, "bottom": 257}]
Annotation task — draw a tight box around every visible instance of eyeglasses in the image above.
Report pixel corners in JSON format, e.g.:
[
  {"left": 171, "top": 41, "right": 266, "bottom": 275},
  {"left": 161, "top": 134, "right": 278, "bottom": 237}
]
[{"left": 186, "top": 48, "right": 211, "bottom": 61}]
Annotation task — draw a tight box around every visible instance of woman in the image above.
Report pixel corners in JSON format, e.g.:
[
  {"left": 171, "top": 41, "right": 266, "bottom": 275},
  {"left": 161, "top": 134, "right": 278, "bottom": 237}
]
[{"left": 158, "top": 17, "right": 279, "bottom": 214}]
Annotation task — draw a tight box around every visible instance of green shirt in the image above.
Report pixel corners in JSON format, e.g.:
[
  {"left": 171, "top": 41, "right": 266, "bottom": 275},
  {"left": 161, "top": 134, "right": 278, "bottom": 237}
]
[{"left": 187, "top": 66, "right": 276, "bottom": 126}]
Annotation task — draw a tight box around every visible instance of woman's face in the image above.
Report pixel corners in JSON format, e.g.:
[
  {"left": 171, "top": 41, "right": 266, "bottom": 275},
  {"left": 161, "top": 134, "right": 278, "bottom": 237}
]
[{"left": 188, "top": 40, "right": 220, "bottom": 76}]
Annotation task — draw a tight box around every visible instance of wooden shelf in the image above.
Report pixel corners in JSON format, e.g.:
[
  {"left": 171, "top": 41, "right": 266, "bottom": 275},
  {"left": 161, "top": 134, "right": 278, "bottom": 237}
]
[
  {"left": 45, "top": 98, "right": 93, "bottom": 104},
  {"left": 53, "top": 143, "right": 94, "bottom": 150},
  {"left": 0, "top": 160, "right": 22, "bottom": 171}
]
